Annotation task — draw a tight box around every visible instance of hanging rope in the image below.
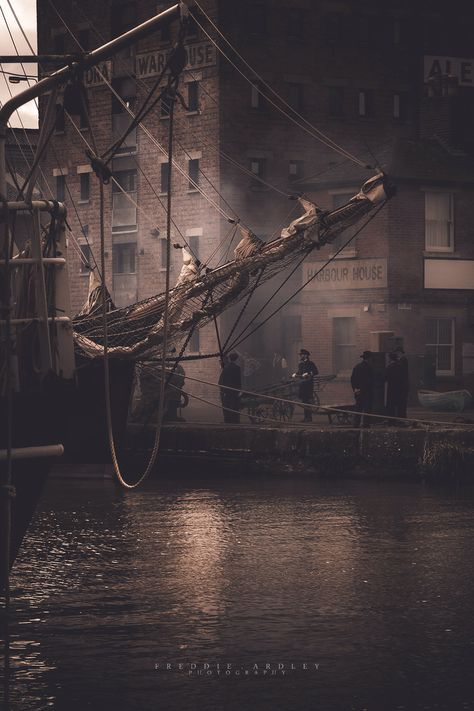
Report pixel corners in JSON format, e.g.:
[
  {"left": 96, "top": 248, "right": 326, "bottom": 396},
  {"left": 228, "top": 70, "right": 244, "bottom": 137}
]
[
  {"left": 192, "top": 1, "right": 370, "bottom": 169},
  {"left": 228, "top": 201, "right": 387, "bottom": 352}
]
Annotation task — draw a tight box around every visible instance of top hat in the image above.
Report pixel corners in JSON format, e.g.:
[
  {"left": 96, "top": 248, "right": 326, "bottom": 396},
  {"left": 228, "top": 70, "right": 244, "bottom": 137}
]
[
  {"left": 299, "top": 349, "right": 310, "bottom": 356},
  {"left": 360, "top": 350, "right": 373, "bottom": 359}
]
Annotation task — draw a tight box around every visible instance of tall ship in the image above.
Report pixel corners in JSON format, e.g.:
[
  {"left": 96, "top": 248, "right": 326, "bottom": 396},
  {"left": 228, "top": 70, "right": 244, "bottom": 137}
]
[{"left": 1, "top": 2, "right": 394, "bottom": 591}]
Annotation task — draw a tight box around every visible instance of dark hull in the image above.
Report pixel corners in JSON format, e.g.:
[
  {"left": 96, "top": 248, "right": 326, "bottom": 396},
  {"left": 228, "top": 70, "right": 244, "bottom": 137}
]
[
  {"left": 0, "top": 360, "right": 135, "bottom": 588},
  {"left": 0, "top": 380, "right": 73, "bottom": 588}
]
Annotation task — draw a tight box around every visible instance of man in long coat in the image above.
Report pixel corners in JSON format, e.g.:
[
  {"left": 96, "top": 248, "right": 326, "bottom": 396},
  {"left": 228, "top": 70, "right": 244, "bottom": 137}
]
[
  {"left": 351, "top": 350, "right": 374, "bottom": 427},
  {"left": 293, "top": 349, "right": 319, "bottom": 422},
  {"left": 218, "top": 353, "right": 242, "bottom": 424}
]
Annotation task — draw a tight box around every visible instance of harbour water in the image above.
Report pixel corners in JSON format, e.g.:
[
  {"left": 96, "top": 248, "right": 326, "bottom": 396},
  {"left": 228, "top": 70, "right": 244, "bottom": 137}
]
[{"left": 3, "top": 473, "right": 474, "bottom": 710}]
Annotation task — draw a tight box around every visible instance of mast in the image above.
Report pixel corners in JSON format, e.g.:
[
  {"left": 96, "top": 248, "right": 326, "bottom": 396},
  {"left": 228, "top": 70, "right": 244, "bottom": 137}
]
[{"left": 0, "top": 2, "right": 182, "bottom": 207}]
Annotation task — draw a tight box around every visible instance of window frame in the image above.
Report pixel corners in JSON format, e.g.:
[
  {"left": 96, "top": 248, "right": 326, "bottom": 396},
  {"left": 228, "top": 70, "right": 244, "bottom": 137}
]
[
  {"left": 79, "top": 172, "right": 90, "bottom": 202},
  {"left": 188, "top": 158, "right": 200, "bottom": 191},
  {"left": 424, "top": 191, "right": 454, "bottom": 253},
  {"left": 425, "top": 317, "right": 455, "bottom": 376},
  {"left": 249, "top": 157, "right": 266, "bottom": 189}
]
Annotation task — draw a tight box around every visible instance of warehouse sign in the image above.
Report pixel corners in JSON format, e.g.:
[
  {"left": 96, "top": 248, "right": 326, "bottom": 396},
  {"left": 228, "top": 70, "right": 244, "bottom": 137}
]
[
  {"left": 84, "top": 60, "right": 112, "bottom": 87},
  {"left": 424, "top": 55, "right": 474, "bottom": 86},
  {"left": 135, "top": 41, "right": 216, "bottom": 79},
  {"left": 305, "top": 259, "right": 387, "bottom": 290}
]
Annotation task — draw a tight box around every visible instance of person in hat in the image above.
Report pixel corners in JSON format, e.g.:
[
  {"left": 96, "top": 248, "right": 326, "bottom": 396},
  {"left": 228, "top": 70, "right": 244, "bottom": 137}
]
[
  {"left": 384, "top": 352, "right": 404, "bottom": 423},
  {"left": 218, "top": 352, "right": 242, "bottom": 424},
  {"left": 351, "top": 350, "right": 374, "bottom": 427},
  {"left": 292, "top": 349, "right": 319, "bottom": 422}
]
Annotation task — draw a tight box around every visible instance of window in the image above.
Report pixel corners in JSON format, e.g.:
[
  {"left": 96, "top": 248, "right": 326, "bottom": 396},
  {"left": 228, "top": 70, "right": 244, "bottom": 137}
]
[
  {"left": 425, "top": 318, "right": 454, "bottom": 375},
  {"left": 323, "top": 13, "right": 342, "bottom": 44},
  {"left": 80, "top": 173, "right": 90, "bottom": 202},
  {"left": 113, "top": 242, "right": 136, "bottom": 274},
  {"left": 160, "top": 162, "right": 169, "bottom": 194},
  {"left": 161, "top": 91, "right": 173, "bottom": 117},
  {"left": 393, "top": 18, "right": 409, "bottom": 46},
  {"left": 425, "top": 192, "right": 453, "bottom": 251},
  {"left": 288, "top": 160, "right": 304, "bottom": 182},
  {"left": 249, "top": 158, "right": 266, "bottom": 188},
  {"left": 187, "top": 81, "right": 199, "bottom": 112},
  {"left": 56, "top": 174, "right": 66, "bottom": 201},
  {"left": 112, "top": 161, "right": 137, "bottom": 231},
  {"left": 393, "top": 92, "right": 410, "bottom": 123},
  {"left": 188, "top": 234, "right": 200, "bottom": 261},
  {"left": 357, "top": 90, "right": 373, "bottom": 118},
  {"left": 188, "top": 328, "right": 200, "bottom": 353},
  {"left": 113, "top": 168, "right": 136, "bottom": 193},
  {"left": 328, "top": 87, "right": 344, "bottom": 117},
  {"left": 333, "top": 317, "right": 356, "bottom": 373},
  {"left": 188, "top": 158, "right": 199, "bottom": 190},
  {"left": 330, "top": 193, "right": 355, "bottom": 254},
  {"left": 55, "top": 105, "right": 65, "bottom": 133},
  {"left": 287, "top": 9, "right": 305, "bottom": 40},
  {"left": 111, "top": 78, "right": 136, "bottom": 114},
  {"left": 160, "top": 238, "right": 168, "bottom": 269},
  {"left": 287, "top": 83, "right": 304, "bottom": 112},
  {"left": 250, "top": 82, "right": 266, "bottom": 110},
  {"left": 80, "top": 243, "right": 92, "bottom": 273}
]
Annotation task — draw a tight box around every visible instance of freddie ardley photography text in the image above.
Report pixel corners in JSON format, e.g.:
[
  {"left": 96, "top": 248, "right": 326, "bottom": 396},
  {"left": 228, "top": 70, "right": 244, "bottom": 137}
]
[{"left": 155, "top": 662, "right": 321, "bottom": 676}]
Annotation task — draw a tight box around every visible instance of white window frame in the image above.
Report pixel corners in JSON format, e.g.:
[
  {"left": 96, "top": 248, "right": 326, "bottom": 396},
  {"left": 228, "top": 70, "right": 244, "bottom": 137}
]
[
  {"left": 424, "top": 191, "right": 454, "bottom": 252},
  {"left": 426, "top": 317, "right": 455, "bottom": 376}
]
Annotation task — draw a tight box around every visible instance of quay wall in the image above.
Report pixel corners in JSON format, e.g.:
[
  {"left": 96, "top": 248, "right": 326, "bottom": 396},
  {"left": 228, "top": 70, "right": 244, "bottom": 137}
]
[{"left": 158, "top": 425, "right": 474, "bottom": 481}]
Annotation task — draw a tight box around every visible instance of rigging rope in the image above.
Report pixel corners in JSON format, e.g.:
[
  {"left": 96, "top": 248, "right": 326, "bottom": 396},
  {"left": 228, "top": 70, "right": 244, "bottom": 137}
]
[
  {"left": 192, "top": 1, "right": 370, "bottom": 169},
  {"left": 172, "top": 374, "right": 474, "bottom": 431},
  {"left": 228, "top": 201, "right": 387, "bottom": 352}
]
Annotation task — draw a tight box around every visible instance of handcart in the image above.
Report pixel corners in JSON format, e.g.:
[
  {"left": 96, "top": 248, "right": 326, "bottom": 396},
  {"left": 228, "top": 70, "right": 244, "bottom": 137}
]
[{"left": 241, "top": 375, "right": 336, "bottom": 423}]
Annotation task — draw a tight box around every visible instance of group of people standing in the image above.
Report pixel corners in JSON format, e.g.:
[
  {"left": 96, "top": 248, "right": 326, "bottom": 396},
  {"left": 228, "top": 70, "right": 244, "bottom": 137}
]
[
  {"left": 350, "top": 347, "right": 409, "bottom": 427},
  {"left": 218, "top": 346, "right": 410, "bottom": 427}
]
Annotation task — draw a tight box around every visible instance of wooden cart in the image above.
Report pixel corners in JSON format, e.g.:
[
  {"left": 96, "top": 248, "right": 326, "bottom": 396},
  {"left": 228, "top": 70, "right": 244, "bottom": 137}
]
[{"left": 241, "top": 375, "right": 336, "bottom": 423}]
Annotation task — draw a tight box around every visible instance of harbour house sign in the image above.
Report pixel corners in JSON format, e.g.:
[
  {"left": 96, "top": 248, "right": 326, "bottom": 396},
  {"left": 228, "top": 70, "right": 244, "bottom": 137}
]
[
  {"left": 305, "top": 259, "right": 387, "bottom": 290},
  {"left": 135, "top": 41, "right": 216, "bottom": 79}
]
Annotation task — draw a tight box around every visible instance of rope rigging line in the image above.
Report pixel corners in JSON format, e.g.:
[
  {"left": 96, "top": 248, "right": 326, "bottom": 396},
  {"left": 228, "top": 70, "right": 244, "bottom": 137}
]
[
  {"left": 192, "top": 1, "right": 370, "bottom": 169},
  {"left": 228, "top": 201, "right": 387, "bottom": 352},
  {"left": 226, "top": 247, "right": 311, "bottom": 353},
  {"left": 172, "top": 374, "right": 474, "bottom": 431},
  {"left": 90, "top": 49, "right": 185, "bottom": 487},
  {"left": 67, "top": 0, "right": 260, "bottom": 216},
  {"left": 45, "top": 0, "right": 237, "bottom": 226},
  {"left": 0, "top": 8, "right": 101, "bottom": 274},
  {"left": 48, "top": 0, "right": 266, "bottom": 231}
]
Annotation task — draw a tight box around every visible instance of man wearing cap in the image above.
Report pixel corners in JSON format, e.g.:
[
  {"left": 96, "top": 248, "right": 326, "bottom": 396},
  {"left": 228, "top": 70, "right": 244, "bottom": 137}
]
[
  {"left": 292, "top": 349, "right": 319, "bottom": 422},
  {"left": 218, "top": 352, "right": 242, "bottom": 424},
  {"left": 351, "top": 350, "right": 374, "bottom": 427}
]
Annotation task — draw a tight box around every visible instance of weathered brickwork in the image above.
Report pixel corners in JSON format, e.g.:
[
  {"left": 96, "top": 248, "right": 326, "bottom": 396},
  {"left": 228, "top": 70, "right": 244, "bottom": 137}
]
[{"left": 37, "top": 0, "right": 474, "bottom": 394}]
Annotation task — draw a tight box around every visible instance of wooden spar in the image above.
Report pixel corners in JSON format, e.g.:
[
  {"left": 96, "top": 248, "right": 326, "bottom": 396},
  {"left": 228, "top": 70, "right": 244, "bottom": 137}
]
[{"left": 0, "top": 2, "right": 182, "bottom": 205}]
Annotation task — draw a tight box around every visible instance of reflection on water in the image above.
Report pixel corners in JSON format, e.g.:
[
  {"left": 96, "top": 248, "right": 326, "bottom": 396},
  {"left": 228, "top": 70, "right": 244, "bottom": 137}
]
[{"left": 3, "top": 475, "right": 474, "bottom": 710}]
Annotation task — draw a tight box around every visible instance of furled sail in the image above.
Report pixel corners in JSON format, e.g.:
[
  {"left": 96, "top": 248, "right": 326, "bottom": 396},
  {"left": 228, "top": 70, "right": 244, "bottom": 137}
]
[{"left": 73, "top": 172, "right": 393, "bottom": 360}]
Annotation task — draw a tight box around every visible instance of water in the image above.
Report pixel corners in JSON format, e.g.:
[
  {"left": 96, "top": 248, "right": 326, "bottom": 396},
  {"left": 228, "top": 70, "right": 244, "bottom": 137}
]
[{"left": 2, "top": 474, "right": 474, "bottom": 710}]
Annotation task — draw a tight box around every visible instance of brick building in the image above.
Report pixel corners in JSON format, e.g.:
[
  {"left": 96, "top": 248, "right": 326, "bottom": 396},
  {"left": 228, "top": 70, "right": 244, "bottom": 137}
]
[{"left": 37, "top": 0, "right": 474, "bottom": 398}]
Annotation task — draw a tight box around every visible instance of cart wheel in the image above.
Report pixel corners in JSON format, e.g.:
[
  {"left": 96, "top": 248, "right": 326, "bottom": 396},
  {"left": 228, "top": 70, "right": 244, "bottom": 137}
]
[{"left": 273, "top": 400, "right": 294, "bottom": 421}]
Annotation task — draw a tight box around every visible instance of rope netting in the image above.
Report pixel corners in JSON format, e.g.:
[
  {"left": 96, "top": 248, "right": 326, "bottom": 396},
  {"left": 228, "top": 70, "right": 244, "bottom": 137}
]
[{"left": 72, "top": 174, "right": 390, "bottom": 360}]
